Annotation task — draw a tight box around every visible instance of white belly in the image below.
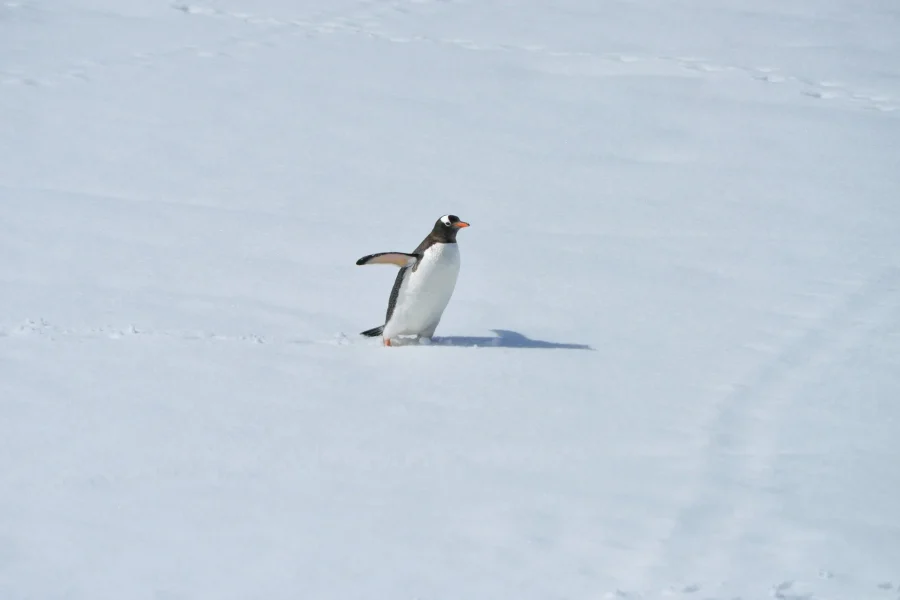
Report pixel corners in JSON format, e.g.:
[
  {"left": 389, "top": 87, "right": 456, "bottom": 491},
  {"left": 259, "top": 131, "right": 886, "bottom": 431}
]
[{"left": 384, "top": 243, "right": 460, "bottom": 339}]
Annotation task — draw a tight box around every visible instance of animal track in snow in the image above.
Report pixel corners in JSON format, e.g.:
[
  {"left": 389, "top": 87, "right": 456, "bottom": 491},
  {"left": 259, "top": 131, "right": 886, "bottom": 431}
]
[
  {"left": 660, "top": 267, "right": 900, "bottom": 582},
  {"left": 0, "top": 318, "right": 399, "bottom": 348},
  {"left": 0, "top": 318, "right": 302, "bottom": 346},
  {"left": 675, "top": 57, "right": 897, "bottom": 112},
  {"left": 4, "top": 0, "right": 897, "bottom": 114},
  {"left": 593, "top": 577, "right": 900, "bottom": 599}
]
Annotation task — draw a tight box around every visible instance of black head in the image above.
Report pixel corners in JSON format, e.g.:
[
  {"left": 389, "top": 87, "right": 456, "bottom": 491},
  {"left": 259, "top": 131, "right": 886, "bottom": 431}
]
[{"left": 431, "top": 214, "right": 470, "bottom": 242}]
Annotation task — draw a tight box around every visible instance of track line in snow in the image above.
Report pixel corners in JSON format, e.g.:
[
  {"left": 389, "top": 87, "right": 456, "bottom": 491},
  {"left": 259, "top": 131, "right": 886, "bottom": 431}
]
[
  {"left": 1, "top": 0, "right": 428, "bottom": 87},
  {"left": 166, "top": 3, "right": 900, "bottom": 113},
  {"left": 0, "top": 318, "right": 322, "bottom": 347},
  {"left": 656, "top": 266, "right": 900, "bottom": 586},
  {"left": 2, "top": 1, "right": 896, "bottom": 113},
  {"left": 0, "top": 320, "right": 588, "bottom": 350}
]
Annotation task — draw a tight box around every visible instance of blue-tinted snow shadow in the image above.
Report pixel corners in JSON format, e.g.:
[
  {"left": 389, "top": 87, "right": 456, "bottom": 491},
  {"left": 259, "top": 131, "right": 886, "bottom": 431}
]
[{"left": 434, "top": 329, "right": 593, "bottom": 350}]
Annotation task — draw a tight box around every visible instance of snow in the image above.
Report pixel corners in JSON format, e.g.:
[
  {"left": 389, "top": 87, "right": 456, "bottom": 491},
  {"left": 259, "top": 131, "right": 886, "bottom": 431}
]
[{"left": 2, "top": 0, "right": 899, "bottom": 598}]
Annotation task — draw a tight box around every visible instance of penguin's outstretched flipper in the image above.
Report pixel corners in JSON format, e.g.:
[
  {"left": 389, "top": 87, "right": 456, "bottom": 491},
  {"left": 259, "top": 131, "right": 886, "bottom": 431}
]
[
  {"left": 356, "top": 252, "right": 418, "bottom": 267},
  {"left": 360, "top": 325, "right": 385, "bottom": 337}
]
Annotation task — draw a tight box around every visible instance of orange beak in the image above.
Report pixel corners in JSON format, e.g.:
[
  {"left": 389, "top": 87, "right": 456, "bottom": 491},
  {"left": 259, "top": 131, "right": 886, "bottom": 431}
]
[{"left": 454, "top": 221, "right": 470, "bottom": 228}]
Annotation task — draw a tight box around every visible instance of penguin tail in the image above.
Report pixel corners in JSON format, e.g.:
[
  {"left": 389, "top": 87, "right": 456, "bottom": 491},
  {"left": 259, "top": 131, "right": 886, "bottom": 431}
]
[{"left": 360, "top": 325, "right": 385, "bottom": 337}]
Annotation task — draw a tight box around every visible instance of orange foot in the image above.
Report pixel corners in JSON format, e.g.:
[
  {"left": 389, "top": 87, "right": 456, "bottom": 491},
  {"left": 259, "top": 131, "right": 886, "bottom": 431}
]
[{"left": 384, "top": 338, "right": 392, "bottom": 347}]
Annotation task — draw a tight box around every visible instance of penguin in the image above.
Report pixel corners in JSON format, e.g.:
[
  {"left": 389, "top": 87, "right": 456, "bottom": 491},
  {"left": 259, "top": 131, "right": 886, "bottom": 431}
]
[{"left": 356, "top": 214, "right": 470, "bottom": 346}]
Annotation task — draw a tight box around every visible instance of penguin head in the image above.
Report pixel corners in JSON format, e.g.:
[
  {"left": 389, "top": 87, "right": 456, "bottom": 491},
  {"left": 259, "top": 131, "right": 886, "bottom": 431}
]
[{"left": 433, "top": 214, "right": 470, "bottom": 241}]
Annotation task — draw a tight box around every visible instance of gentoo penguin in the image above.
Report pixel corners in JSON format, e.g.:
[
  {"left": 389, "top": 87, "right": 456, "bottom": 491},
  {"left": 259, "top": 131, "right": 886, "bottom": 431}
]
[{"left": 356, "top": 214, "right": 470, "bottom": 346}]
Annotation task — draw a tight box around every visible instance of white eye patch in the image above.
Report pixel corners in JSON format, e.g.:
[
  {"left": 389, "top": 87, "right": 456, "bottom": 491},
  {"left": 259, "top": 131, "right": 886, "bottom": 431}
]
[{"left": 440, "top": 215, "right": 452, "bottom": 226}]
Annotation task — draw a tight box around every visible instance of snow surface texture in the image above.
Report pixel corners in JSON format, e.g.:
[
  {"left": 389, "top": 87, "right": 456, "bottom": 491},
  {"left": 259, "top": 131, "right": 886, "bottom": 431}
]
[{"left": 2, "top": 0, "right": 899, "bottom": 598}]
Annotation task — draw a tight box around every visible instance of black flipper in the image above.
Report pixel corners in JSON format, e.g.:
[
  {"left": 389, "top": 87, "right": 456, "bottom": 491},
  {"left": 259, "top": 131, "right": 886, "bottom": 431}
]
[
  {"left": 356, "top": 252, "right": 419, "bottom": 267},
  {"left": 360, "top": 325, "right": 385, "bottom": 337}
]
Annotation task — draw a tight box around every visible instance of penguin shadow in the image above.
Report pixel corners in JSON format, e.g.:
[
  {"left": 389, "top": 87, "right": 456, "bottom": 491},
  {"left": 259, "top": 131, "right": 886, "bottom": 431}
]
[{"left": 434, "top": 329, "right": 593, "bottom": 350}]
